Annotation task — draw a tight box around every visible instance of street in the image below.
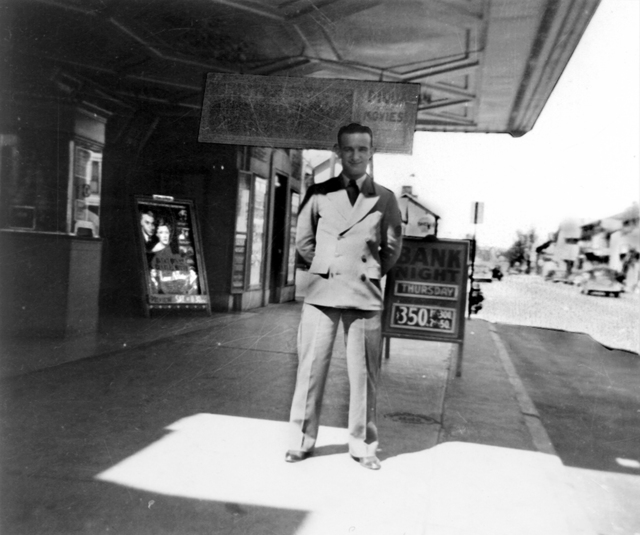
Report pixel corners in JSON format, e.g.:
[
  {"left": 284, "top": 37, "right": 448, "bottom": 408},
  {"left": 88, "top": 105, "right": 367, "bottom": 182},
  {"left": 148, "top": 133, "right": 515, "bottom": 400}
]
[
  {"left": 476, "top": 273, "right": 639, "bottom": 354},
  {"left": 474, "top": 273, "right": 640, "bottom": 534},
  {"left": 495, "top": 322, "right": 639, "bottom": 474},
  {"left": 475, "top": 272, "right": 639, "bottom": 471}
]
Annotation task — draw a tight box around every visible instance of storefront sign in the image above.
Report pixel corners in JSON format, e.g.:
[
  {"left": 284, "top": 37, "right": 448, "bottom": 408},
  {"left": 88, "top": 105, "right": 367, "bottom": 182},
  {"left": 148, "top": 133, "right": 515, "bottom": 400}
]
[
  {"left": 382, "top": 237, "right": 469, "bottom": 343},
  {"left": 199, "top": 74, "right": 420, "bottom": 154}
]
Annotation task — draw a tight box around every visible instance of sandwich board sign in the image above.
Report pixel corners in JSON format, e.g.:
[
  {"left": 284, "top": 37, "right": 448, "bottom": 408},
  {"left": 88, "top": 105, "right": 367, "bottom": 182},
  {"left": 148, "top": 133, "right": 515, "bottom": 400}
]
[{"left": 382, "top": 237, "right": 470, "bottom": 376}]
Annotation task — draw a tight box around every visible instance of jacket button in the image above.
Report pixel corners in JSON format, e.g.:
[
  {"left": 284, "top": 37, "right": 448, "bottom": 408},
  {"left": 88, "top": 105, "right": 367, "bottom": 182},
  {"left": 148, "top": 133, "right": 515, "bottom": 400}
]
[
  {"left": 360, "top": 274, "right": 366, "bottom": 281},
  {"left": 361, "top": 256, "right": 366, "bottom": 262}
]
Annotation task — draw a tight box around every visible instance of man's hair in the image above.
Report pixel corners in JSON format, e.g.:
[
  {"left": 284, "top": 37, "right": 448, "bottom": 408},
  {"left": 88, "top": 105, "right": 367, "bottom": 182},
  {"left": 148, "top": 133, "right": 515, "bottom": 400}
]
[
  {"left": 337, "top": 123, "right": 373, "bottom": 147},
  {"left": 140, "top": 208, "right": 155, "bottom": 220}
]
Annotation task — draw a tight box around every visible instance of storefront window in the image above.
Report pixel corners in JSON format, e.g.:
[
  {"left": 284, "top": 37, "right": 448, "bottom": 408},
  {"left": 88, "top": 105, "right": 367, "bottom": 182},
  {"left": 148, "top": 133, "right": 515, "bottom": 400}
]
[
  {"left": 0, "top": 133, "right": 103, "bottom": 236},
  {"left": 0, "top": 132, "right": 68, "bottom": 233},
  {"left": 72, "top": 144, "right": 102, "bottom": 237},
  {"left": 249, "top": 176, "right": 267, "bottom": 287},
  {"left": 232, "top": 172, "right": 251, "bottom": 290}
]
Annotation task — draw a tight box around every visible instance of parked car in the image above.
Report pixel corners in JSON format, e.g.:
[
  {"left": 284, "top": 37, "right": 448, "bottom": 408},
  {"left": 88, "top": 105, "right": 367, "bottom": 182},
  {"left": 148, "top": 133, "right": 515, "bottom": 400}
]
[
  {"left": 577, "top": 267, "right": 624, "bottom": 297},
  {"left": 552, "top": 270, "right": 584, "bottom": 285},
  {"left": 542, "top": 259, "right": 559, "bottom": 280},
  {"left": 551, "top": 271, "right": 568, "bottom": 283}
]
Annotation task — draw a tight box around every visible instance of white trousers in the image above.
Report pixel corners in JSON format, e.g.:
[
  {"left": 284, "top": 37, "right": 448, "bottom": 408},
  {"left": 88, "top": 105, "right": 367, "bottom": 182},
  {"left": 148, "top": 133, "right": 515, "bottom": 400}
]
[{"left": 288, "top": 303, "right": 382, "bottom": 458}]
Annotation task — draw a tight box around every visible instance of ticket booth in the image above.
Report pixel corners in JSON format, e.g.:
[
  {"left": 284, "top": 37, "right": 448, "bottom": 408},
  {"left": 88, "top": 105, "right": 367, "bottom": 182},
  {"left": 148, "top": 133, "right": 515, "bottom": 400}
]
[
  {"left": 0, "top": 92, "right": 303, "bottom": 341},
  {"left": 0, "top": 99, "right": 107, "bottom": 337}
]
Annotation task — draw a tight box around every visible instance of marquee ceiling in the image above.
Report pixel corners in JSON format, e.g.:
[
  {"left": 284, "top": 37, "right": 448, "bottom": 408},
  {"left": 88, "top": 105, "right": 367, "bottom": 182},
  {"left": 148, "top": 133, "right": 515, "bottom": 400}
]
[{"left": 1, "top": 0, "right": 600, "bottom": 136}]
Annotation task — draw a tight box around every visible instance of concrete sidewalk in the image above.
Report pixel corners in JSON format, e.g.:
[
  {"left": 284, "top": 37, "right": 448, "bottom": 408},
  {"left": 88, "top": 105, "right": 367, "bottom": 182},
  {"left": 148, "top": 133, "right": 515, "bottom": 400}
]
[{"left": 0, "top": 301, "right": 595, "bottom": 534}]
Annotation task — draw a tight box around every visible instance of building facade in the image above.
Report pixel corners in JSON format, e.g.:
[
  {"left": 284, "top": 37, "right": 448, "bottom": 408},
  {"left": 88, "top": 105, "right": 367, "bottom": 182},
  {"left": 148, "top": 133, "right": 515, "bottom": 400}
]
[
  {"left": 0, "top": 80, "right": 302, "bottom": 339},
  {"left": 0, "top": 0, "right": 603, "bottom": 373}
]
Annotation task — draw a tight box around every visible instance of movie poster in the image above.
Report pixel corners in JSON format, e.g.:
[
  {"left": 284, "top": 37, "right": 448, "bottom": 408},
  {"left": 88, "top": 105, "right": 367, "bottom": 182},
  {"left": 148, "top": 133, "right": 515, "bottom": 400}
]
[{"left": 135, "top": 195, "right": 210, "bottom": 314}]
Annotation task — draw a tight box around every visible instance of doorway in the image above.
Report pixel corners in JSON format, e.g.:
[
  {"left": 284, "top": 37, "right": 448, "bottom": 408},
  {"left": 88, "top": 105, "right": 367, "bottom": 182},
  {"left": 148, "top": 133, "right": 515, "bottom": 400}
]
[{"left": 269, "top": 174, "right": 288, "bottom": 303}]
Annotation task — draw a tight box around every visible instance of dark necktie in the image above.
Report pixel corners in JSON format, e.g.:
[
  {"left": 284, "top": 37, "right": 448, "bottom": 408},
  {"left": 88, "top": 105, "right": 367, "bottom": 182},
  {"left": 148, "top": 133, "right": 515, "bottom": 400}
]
[{"left": 346, "top": 179, "right": 359, "bottom": 206}]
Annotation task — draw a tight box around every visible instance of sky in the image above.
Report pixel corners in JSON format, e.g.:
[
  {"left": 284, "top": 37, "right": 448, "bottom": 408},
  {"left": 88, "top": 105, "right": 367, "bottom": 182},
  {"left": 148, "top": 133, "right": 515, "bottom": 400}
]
[{"left": 368, "top": 0, "right": 639, "bottom": 250}]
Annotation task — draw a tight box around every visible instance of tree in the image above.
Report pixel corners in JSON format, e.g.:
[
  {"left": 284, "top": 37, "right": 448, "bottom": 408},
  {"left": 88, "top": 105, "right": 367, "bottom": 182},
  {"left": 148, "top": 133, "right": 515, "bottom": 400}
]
[{"left": 505, "top": 229, "right": 538, "bottom": 273}]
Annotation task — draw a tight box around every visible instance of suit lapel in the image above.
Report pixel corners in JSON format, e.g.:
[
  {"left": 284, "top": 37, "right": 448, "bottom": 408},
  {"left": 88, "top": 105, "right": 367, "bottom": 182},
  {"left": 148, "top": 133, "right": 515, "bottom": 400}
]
[{"left": 343, "top": 176, "right": 380, "bottom": 232}]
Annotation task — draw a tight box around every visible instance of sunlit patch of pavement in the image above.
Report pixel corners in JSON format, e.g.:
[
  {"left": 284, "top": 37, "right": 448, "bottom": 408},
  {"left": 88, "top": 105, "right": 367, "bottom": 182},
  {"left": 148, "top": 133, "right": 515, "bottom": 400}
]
[
  {"left": 97, "top": 414, "right": 594, "bottom": 535},
  {"left": 566, "top": 466, "right": 640, "bottom": 535}
]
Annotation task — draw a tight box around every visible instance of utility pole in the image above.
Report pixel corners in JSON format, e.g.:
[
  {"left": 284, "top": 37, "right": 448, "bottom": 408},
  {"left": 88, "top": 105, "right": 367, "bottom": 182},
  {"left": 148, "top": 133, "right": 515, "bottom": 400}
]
[{"left": 468, "top": 202, "right": 484, "bottom": 318}]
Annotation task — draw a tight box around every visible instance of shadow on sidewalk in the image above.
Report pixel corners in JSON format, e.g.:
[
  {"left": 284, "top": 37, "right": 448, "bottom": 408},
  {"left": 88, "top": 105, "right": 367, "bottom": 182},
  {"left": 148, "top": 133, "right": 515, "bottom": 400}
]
[{"left": 0, "top": 306, "right": 603, "bottom": 535}]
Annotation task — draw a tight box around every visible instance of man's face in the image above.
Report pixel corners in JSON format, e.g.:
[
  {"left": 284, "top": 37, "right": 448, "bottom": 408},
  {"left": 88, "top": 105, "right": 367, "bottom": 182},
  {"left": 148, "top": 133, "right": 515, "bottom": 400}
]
[
  {"left": 140, "top": 214, "right": 156, "bottom": 238},
  {"left": 335, "top": 132, "right": 373, "bottom": 180}
]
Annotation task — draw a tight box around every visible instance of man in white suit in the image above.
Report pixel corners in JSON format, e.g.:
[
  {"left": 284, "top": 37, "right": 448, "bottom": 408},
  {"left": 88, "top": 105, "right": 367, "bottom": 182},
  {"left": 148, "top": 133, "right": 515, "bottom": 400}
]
[{"left": 286, "top": 123, "right": 403, "bottom": 470}]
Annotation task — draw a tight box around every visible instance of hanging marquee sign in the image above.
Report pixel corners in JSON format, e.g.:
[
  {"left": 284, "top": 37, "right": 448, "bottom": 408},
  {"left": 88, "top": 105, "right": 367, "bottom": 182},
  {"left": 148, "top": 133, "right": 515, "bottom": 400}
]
[{"left": 198, "top": 73, "right": 420, "bottom": 154}]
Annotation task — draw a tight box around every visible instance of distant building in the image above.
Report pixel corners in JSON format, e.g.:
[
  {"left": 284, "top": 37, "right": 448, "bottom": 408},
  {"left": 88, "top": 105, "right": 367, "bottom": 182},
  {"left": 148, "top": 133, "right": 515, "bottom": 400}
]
[
  {"left": 579, "top": 204, "right": 639, "bottom": 267},
  {"left": 553, "top": 218, "right": 581, "bottom": 274},
  {"left": 398, "top": 186, "right": 440, "bottom": 238},
  {"left": 580, "top": 217, "right": 620, "bottom": 264},
  {"left": 544, "top": 203, "right": 640, "bottom": 292},
  {"left": 546, "top": 205, "right": 640, "bottom": 291},
  {"left": 607, "top": 204, "right": 640, "bottom": 272}
]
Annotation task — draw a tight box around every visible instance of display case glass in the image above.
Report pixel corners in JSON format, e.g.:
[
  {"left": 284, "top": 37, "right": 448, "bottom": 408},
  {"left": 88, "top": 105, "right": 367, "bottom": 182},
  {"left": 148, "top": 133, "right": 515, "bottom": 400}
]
[
  {"left": 71, "top": 143, "right": 102, "bottom": 237},
  {"left": 249, "top": 176, "right": 268, "bottom": 287},
  {"left": 232, "top": 172, "right": 251, "bottom": 290}
]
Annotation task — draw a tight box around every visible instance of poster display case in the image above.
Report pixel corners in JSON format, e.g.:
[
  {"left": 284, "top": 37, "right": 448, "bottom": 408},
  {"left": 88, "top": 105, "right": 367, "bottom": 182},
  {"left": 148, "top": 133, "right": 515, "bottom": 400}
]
[
  {"left": 134, "top": 195, "right": 211, "bottom": 316},
  {"left": 231, "top": 172, "right": 269, "bottom": 293},
  {"left": 249, "top": 176, "right": 267, "bottom": 288},
  {"left": 232, "top": 172, "right": 251, "bottom": 291}
]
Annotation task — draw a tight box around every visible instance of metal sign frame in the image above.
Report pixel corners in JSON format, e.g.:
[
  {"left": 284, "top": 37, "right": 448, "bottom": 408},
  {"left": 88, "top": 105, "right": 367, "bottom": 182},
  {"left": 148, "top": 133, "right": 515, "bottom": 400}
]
[
  {"left": 382, "top": 236, "right": 470, "bottom": 376},
  {"left": 199, "top": 73, "right": 420, "bottom": 154},
  {"left": 134, "top": 195, "right": 211, "bottom": 316}
]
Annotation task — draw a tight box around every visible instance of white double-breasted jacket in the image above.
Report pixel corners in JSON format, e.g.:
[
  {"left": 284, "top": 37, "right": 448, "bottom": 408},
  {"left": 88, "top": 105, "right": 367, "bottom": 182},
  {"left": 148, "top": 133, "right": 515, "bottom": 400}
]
[{"left": 296, "top": 175, "right": 403, "bottom": 311}]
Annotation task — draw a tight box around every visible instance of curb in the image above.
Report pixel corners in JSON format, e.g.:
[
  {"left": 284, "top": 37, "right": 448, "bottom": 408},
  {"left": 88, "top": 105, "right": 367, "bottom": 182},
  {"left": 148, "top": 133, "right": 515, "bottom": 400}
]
[
  {"left": 489, "top": 325, "right": 558, "bottom": 456},
  {"left": 435, "top": 343, "right": 459, "bottom": 445}
]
